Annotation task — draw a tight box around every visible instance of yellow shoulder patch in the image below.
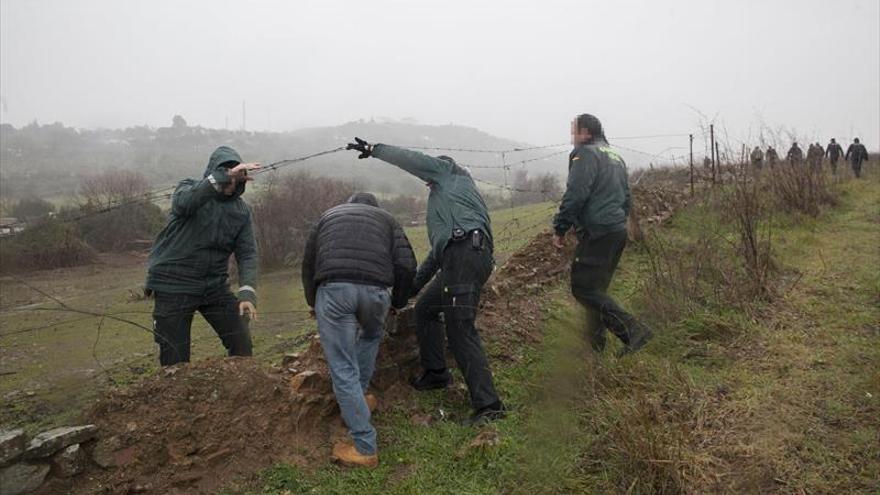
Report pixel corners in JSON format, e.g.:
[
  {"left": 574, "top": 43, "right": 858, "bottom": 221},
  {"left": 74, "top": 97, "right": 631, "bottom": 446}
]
[{"left": 572, "top": 156, "right": 580, "bottom": 161}]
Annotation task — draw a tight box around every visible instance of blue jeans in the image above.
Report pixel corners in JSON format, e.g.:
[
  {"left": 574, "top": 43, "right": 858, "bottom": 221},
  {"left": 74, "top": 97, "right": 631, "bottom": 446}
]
[{"left": 315, "top": 282, "right": 391, "bottom": 455}]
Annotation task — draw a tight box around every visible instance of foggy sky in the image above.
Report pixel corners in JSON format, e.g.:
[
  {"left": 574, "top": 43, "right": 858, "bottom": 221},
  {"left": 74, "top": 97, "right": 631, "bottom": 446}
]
[{"left": 2, "top": 0, "right": 878, "bottom": 154}]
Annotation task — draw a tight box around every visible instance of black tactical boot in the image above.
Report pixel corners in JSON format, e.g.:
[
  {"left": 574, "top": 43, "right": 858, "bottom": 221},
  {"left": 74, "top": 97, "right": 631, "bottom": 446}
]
[
  {"left": 618, "top": 325, "right": 653, "bottom": 357},
  {"left": 410, "top": 369, "right": 452, "bottom": 391},
  {"left": 467, "top": 401, "right": 507, "bottom": 427}
]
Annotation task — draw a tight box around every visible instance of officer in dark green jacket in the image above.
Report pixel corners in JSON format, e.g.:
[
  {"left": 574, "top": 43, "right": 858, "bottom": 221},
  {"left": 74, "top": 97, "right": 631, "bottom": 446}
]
[
  {"left": 146, "top": 146, "right": 261, "bottom": 365},
  {"left": 553, "top": 114, "right": 652, "bottom": 355},
  {"left": 346, "top": 138, "right": 505, "bottom": 426}
]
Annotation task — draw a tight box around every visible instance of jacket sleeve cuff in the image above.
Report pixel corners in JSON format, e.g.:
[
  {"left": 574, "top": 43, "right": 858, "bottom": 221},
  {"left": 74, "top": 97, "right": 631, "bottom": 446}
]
[
  {"left": 238, "top": 285, "right": 257, "bottom": 305},
  {"left": 208, "top": 169, "right": 232, "bottom": 191}
]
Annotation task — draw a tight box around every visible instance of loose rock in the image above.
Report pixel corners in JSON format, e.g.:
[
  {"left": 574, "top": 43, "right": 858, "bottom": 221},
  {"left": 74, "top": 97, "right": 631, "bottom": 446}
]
[
  {"left": 0, "top": 429, "right": 26, "bottom": 465},
  {"left": 0, "top": 462, "right": 51, "bottom": 495},
  {"left": 52, "top": 443, "right": 87, "bottom": 478},
  {"left": 23, "top": 425, "right": 97, "bottom": 459},
  {"left": 290, "top": 370, "right": 322, "bottom": 393}
]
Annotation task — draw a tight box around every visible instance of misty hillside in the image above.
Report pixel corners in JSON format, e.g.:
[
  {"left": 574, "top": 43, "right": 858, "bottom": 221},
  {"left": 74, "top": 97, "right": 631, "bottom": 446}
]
[{"left": 0, "top": 118, "right": 569, "bottom": 200}]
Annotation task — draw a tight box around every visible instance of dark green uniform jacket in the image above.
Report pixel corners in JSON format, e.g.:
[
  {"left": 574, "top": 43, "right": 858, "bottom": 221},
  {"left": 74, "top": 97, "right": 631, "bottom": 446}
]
[
  {"left": 372, "top": 144, "right": 493, "bottom": 266},
  {"left": 554, "top": 139, "right": 631, "bottom": 239},
  {"left": 146, "top": 146, "right": 258, "bottom": 304}
]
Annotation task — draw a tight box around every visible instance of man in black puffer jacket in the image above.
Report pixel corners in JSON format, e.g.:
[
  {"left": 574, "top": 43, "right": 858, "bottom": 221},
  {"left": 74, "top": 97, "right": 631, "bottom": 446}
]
[{"left": 301, "top": 192, "right": 416, "bottom": 468}]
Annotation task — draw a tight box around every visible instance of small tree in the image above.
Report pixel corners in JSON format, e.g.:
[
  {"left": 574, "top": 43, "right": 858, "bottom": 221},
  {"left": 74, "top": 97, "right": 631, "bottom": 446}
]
[
  {"left": 77, "top": 169, "right": 165, "bottom": 251},
  {"left": 252, "top": 172, "right": 357, "bottom": 269}
]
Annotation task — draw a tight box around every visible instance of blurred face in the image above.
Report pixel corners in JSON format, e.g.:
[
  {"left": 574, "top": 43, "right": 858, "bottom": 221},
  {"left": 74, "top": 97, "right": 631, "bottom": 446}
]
[
  {"left": 223, "top": 177, "right": 237, "bottom": 195},
  {"left": 570, "top": 119, "right": 592, "bottom": 145}
]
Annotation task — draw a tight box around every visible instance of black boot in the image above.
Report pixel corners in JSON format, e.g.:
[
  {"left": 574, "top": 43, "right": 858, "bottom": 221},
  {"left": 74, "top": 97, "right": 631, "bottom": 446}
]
[
  {"left": 467, "top": 401, "right": 507, "bottom": 427},
  {"left": 410, "top": 368, "right": 452, "bottom": 391},
  {"left": 618, "top": 324, "right": 653, "bottom": 357}
]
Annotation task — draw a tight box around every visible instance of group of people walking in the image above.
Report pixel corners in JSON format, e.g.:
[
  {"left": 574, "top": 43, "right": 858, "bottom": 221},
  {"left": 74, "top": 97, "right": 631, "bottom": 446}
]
[{"left": 750, "top": 137, "right": 870, "bottom": 177}]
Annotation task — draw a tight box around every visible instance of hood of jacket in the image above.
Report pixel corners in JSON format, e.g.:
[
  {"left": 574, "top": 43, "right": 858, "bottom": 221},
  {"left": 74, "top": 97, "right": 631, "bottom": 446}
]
[{"left": 205, "top": 146, "right": 246, "bottom": 198}]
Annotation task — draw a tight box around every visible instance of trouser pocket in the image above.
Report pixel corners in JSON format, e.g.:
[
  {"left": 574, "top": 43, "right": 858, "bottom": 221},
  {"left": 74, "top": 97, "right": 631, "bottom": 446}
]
[{"left": 442, "top": 283, "right": 478, "bottom": 321}]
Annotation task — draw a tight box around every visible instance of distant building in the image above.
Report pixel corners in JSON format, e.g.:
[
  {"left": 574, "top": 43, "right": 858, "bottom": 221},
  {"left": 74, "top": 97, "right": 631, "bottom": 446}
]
[{"left": 0, "top": 217, "right": 25, "bottom": 236}]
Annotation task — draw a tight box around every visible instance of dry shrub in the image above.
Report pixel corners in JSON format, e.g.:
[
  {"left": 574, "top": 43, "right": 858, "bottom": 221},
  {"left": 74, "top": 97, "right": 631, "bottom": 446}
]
[
  {"left": 578, "top": 358, "right": 727, "bottom": 494},
  {"left": 511, "top": 170, "right": 562, "bottom": 207},
  {"left": 766, "top": 161, "right": 836, "bottom": 216},
  {"left": 76, "top": 169, "right": 164, "bottom": 251},
  {"left": 639, "top": 178, "right": 775, "bottom": 336},
  {"left": 382, "top": 194, "right": 426, "bottom": 225},
  {"left": 724, "top": 172, "right": 776, "bottom": 298},
  {"left": 251, "top": 171, "right": 357, "bottom": 270}
]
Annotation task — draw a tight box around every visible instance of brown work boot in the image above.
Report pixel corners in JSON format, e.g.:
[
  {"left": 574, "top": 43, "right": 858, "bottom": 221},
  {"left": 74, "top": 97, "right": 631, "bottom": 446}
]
[
  {"left": 331, "top": 442, "right": 378, "bottom": 468},
  {"left": 365, "top": 393, "right": 378, "bottom": 413}
]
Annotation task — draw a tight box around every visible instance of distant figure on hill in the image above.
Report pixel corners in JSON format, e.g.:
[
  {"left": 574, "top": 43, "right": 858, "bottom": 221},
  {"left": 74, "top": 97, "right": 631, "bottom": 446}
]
[
  {"left": 825, "top": 138, "right": 844, "bottom": 175},
  {"left": 552, "top": 113, "right": 653, "bottom": 356},
  {"left": 807, "top": 143, "right": 823, "bottom": 171},
  {"left": 845, "top": 137, "right": 870, "bottom": 178},
  {"left": 786, "top": 142, "right": 804, "bottom": 165},
  {"left": 145, "top": 146, "right": 260, "bottom": 366},
  {"left": 766, "top": 146, "right": 779, "bottom": 167},
  {"left": 750, "top": 146, "right": 764, "bottom": 170}
]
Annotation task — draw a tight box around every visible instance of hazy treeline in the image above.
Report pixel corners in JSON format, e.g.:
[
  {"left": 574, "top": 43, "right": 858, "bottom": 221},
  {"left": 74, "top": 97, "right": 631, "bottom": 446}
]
[{"left": 0, "top": 117, "right": 550, "bottom": 201}]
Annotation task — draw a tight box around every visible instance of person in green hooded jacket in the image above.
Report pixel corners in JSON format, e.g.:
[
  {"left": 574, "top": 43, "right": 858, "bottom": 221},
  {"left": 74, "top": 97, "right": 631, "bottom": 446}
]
[
  {"left": 553, "top": 114, "right": 653, "bottom": 356},
  {"left": 346, "top": 138, "right": 505, "bottom": 427},
  {"left": 145, "top": 146, "right": 261, "bottom": 366}
]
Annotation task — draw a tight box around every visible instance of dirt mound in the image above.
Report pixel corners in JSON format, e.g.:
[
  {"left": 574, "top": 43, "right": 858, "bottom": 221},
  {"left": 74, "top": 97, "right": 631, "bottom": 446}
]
[{"left": 38, "top": 357, "right": 332, "bottom": 494}]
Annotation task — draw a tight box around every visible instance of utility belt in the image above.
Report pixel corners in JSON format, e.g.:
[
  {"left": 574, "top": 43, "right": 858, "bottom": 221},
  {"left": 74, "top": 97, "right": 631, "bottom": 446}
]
[{"left": 451, "top": 228, "right": 487, "bottom": 251}]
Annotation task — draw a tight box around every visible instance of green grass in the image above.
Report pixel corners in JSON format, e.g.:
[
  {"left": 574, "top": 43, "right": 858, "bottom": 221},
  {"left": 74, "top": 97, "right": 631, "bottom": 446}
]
[{"left": 0, "top": 201, "right": 556, "bottom": 433}]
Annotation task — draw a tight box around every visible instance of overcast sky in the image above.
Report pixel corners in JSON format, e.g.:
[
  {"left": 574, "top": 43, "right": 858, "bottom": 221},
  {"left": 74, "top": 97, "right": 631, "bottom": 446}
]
[{"left": 2, "top": 0, "right": 878, "bottom": 154}]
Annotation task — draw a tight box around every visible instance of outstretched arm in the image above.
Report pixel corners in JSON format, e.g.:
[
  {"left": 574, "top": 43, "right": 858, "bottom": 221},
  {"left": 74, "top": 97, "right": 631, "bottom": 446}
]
[{"left": 347, "top": 137, "right": 453, "bottom": 184}]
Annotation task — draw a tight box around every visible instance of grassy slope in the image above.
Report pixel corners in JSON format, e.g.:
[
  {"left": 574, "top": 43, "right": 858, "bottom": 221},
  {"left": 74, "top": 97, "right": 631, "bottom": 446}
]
[
  {"left": 0, "top": 202, "right": 555, "bottom": 432},
  {"left": 244, "top": 178, "right": 878, "bottom": 494}
]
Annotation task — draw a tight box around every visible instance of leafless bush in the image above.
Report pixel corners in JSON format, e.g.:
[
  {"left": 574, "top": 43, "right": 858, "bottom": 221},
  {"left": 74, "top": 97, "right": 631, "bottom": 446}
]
[
  {"left": 78, "top": 169, "right": 150, "bottom": 210},
  {"left": 251, "top": 171, "right": 357, "bottom": 270},
  {"left": 382, "top": 194, "right": 426, "bottom": 225},
  {"left": 724, "top": 171, "right": 775, "bottom": 297},
  {"left": 77, "top": 169, "right": 164, "bottom": 251},
  {"left": 511, "top": 170, "right": 561, "bottom": 207},
  {"left": 766, "top": 158, "right": 836, "bottom": 217},
  {"left": 639, "top": 179, "right": 776, "bottom": 332}
]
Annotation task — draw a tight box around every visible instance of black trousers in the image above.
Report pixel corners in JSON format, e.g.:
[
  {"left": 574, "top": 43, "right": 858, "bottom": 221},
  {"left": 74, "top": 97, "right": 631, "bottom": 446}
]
[
  {"left": 851, "top": 161, "right": 863, "bottom": 178},
  {"left": 414, "top": 239, "right": 500, "bottom": 410},
  {"left": 570, "top": 230, "right": 643, "bottom": 349},
  {"left": 152, "top": 290, "right": 252, "bottom": 366}
]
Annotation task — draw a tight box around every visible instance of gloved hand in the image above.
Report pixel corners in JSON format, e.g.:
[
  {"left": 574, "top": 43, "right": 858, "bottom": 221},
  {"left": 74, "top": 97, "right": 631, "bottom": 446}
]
[{"left": 346, "top": 137, "right": 373, "bottom": 159}]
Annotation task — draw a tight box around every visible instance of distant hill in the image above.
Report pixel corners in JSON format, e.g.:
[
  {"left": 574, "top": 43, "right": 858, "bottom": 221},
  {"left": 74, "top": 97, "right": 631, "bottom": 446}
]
[{"left": 0, "top": 119, "right": 569, "bottom": 200}]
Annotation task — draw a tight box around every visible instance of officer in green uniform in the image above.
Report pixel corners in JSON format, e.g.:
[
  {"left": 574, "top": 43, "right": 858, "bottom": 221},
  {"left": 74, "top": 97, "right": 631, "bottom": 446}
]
[
  {"left": 553, "top": 114, "right": 653, "bottom": 355},
  {"left": 346, "top": 138, "right": 505, "bottom": 426}
]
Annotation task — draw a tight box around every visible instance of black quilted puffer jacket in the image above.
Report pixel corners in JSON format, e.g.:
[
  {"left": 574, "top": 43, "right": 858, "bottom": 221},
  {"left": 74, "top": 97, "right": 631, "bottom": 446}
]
[{"left": 301, "top": 193, "right": 417, "bottom": 309}]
